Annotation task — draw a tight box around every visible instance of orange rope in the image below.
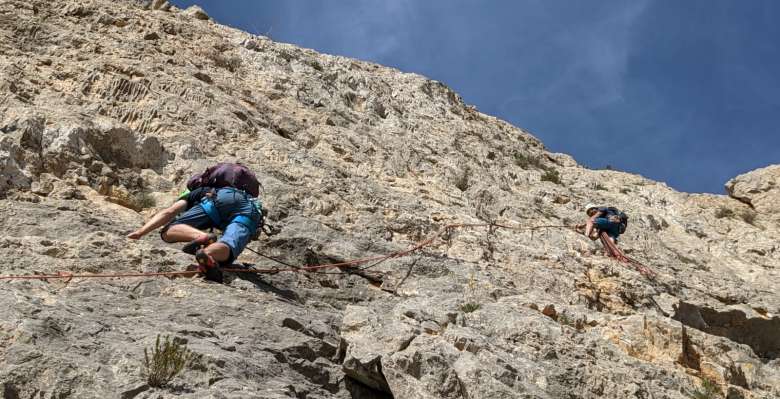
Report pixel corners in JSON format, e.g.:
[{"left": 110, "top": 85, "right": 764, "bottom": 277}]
[
  {"left": 0, "top": 270, "right": 200, "bottom": 281},
  {"left": 0, "top": 223, "right": 579, "bottom": 282},
  {"left": 598, "top": 231, "right": 656, "bottom": 278}
]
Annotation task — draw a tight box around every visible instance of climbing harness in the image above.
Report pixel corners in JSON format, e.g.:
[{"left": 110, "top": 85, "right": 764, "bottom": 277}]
[
  {"left": 200, "top": 188, "right": 261, "bottom": 233},
  {"left": 200, "top": 197, "right": 258, "bottom": 232}
]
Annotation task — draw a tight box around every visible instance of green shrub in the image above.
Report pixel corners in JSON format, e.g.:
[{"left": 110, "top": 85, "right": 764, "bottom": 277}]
[
  {"left": 692, "top": 378, "right": 721, "bottom": 399},
  {"left": 540, "top": 169, "right": 561, "bottom": 185},
  {"left": 714, "top": 206, "right": 734, "bottom": 219},
  {"left": 594, "top": 184, "right": 607, "bottom": 191},
  {"left": 460, "top": 302, "right": 481, "bottom": 313},
  {"left": 715, "top": 206, "right": 757, "bottom": 226},
  {"left": 206, "top": 50, "right": 242, "bottom": 72},
  {"left": 143, "top": 335, "right": 195, "bottom": 388},
  {"left": 513, "top": 151, "right": 545, "bottom": 170}
]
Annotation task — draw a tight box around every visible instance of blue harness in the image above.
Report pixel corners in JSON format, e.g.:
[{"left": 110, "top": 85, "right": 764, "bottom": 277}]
[{"left": 199, "top": 190, "right": 260, "bottom": 233}]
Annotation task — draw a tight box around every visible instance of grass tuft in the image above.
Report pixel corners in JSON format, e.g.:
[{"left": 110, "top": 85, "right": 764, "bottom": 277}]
[
  {"left": 540, "top": 169, "right": 561, "bottom": 185},
  {"left": 460, "top": 302, "right": 481, "bottom": 313},
  {"left": 205, "top": 50, "right": 242, "bottom": 72},
  {"left": 715, "top": 206, "right": 758, "bottom": 226},
  {"left": 513, "top": 151, "right": 545, "bottom": 170},
  {"left": 714, "top": 206, "right": 734, "bottom": 219},
  {"left": 692, "top": 378, "right": 721, "bottom": 399},
  {"left": 143, "top": 335, "right": 195, "bottom": 388}
]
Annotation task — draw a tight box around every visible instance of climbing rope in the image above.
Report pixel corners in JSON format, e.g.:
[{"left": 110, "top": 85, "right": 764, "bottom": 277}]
[
  {"left": 598, "top": 231, "right": 656, "bottom": 278},
  {"left": 227, "top": 223, "right": 577, "bottom": 275},
  {"left": 0, "top": 222, "right": 653, "bottom": 282},
  {"left": 0, "top": 270, "right": 200, "bottom": 281}
]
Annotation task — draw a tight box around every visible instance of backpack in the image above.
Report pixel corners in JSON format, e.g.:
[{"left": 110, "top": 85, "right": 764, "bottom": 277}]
[
  {"left": 187, "top": 162, "right": 261, "bottom": 197},
  {"left": 605, "top": 207, "right": 629, "bottom": 234}
]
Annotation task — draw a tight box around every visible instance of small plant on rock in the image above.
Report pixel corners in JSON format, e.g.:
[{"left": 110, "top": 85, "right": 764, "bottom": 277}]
[
  {"left": 461, "top": 302, "right": 481, "bottom": 313},
  {"left": 143, "top": 335, "right": 195, "bottom": 388},
  {"left": 692, "top": 378, "right": 721, "bottom": 399},
  {"left": 541, "top": 169, "right": 561, "bottom": 185},
  {"left": 513, "top": 152, "right": 545, "bottom": 170},
  {"left": 714, "top": 206, "right": 734, "bottom": 219},
  {"left": 205, "top": 49, "right": 242, "bottom": 72},
  {"left": 460, "top": 273, "right": 483, "bottom": 314}
]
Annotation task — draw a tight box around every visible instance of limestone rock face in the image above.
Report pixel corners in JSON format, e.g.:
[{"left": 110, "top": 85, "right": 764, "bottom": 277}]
[
  {"left": 183, "top": 5, "right": 210, "bottom": 20},
  {"left": 0, "top": 0, "right": 778, "bottom": 398},
  {"left": 726, "top": 165, "right": 780, "bottom": 218}
]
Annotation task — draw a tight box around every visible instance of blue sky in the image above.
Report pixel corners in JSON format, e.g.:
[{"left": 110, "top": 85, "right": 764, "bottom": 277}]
[{"left": 171, "top": 0, "right": 780, "bottom": 193}]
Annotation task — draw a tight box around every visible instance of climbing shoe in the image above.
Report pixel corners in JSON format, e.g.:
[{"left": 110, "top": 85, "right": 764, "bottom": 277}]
[
  {"left": 182, "top": 233, "right": 218, "bottom": 255},
  {"left": 195, "top": 249, "right": 217, "bottom": 270},
  {"left": 195, "top": 249, "right": 223, "bottom": 283}
]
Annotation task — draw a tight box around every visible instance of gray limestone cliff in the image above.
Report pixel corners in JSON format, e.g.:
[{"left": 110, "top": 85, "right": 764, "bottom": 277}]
[{"left": 0, "top": 1, "right": 778, "bottom": 398}]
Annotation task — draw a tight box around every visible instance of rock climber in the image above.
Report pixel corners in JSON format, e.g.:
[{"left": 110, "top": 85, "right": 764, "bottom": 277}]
[
  {"left": 127, "top": 162, "right": 263, "bottom": 283},
  {"left": 580, "top": 203, "right": 628, "bottom": 246}
]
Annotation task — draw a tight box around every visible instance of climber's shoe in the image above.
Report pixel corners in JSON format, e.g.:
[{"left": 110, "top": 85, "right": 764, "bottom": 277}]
[
  {"left": 195, "top": 249, "right": 223, "bottom": 283},
  {"left": 182, "top": 233, "right": 218, "bottom": 255}
]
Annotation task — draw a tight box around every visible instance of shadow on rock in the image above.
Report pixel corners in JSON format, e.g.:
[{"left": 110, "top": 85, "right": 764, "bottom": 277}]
[
  {"left": 226, "top": 263, "right": 301, "bottom": 303},
  {"left": 674, "top": 301, "right": 780, "bottom": 360}
]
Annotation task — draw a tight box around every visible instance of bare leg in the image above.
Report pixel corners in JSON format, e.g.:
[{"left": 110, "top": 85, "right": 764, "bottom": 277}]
[
  {"left": 204, "top": 242, "right": 231, "bottom": 263},
  {"left": 162, "top": 224, "right": 206, "bottom": 243},
  {"left": 585, "top": 219, "right": 595, "bottom": 237}
]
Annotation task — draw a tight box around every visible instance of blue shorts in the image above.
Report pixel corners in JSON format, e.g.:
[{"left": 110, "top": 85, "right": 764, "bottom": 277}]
[
  {"left": 594, "top": 217, "right": 622, "bottom": 240},
  {"left": 163, "top": 188, "right": 261, "bottom": 264}
]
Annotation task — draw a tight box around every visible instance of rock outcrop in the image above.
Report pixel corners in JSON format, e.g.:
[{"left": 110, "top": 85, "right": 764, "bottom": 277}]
[
  {"left": 0, "top": 1, "right": 778, "bottom": 398},
  {"left": 726, "top": 165, "right": 780, "bottom": 219}
]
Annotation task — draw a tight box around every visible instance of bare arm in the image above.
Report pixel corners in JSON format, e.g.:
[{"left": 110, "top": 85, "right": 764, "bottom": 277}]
[
  {"left": 127, "top": 200, "right": 188, "bottom": 239},
  {"left": 584, "top": 211, "right": 602, "bottom": 239}
]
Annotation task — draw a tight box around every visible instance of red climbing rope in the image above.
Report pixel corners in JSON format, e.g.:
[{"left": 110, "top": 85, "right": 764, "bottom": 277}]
[
  {"left": 0, "top": 222, "right": 653, "bottom": 282},
  {"left": 0, "top": 270, "right": 200, "bottom": 281},
  {"left": 598, "top": 231, "right": 656, "bottom": 278}
]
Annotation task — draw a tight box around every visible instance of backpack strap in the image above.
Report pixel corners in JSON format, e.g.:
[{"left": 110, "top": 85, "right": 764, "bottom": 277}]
[{"left": 200, "top": 197, "right": 222, "bottom": 227}]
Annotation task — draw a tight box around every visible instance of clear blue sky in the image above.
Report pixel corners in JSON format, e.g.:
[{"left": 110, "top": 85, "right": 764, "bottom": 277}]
[{"left": 171, "top": 0, "right": 780, "bottom": 193}]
